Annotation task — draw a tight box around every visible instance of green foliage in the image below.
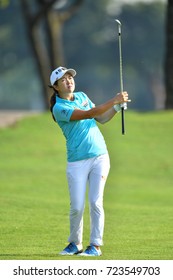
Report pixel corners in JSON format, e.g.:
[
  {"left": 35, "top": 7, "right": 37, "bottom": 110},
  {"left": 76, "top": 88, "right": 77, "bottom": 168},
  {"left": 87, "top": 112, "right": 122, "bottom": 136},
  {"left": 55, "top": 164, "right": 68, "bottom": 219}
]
[
  {"left": 0, "top": 1, "right": 166, "bottom": 110},
  {"left": 0, "top": 0, "right": 10, "bottom": 9},
  {"left": 0, "top": 1, "right": 43, "bottom": 110},
  {"left": 0, "top": 111, "right": 173, "bottom": 260},
  {"left": 63, "top": 0, "right": 166, "bottom": 110}
]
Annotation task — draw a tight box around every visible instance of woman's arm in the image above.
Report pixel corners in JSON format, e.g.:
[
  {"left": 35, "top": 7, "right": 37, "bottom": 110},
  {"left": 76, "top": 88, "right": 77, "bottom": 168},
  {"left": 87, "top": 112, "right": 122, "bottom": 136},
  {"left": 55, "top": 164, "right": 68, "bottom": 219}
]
[
  {"left": 95, "top": 104, "right": 122, "bottom": 124},
  {"left": 70, "top": 92, "right": 129, "bottom": 121},
  {"left": 95, "top": 107, "right": 117, "bottom": 124}
]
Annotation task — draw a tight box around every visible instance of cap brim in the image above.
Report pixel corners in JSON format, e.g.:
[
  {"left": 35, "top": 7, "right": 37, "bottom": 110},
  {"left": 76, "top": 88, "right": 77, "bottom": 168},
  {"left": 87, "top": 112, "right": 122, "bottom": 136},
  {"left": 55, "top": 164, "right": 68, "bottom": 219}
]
[
  {"left": 65, "top": 69, "right": 76, "bottom": 77},
  {"left": 55, "top": 69, "right": 76, "bottom": 82},
  {"left": 50, "top": 68, "right": 77, "bottom": 85}
]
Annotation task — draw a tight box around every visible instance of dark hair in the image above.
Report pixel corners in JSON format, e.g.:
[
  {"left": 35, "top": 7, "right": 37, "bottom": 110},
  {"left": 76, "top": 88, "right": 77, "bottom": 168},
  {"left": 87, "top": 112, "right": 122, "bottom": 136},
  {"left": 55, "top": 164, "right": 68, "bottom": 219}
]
[{"left": 49, "top": 84, "right": 58, "bottom": 122}]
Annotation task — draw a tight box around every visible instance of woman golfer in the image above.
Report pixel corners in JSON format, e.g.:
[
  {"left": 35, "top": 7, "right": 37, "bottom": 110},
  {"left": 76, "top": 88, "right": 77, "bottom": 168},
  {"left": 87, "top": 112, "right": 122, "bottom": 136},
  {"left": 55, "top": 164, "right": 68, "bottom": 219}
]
[{"left": 49, "top": 66, "right": 130, "bottom": 256}]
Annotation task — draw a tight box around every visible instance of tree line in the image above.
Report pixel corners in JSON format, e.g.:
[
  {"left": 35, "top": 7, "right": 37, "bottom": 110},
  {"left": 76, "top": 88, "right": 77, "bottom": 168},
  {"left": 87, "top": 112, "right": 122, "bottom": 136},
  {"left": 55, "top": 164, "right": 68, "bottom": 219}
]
[{"left": 0, "top": 0, "right": 172, "bottom": 111}]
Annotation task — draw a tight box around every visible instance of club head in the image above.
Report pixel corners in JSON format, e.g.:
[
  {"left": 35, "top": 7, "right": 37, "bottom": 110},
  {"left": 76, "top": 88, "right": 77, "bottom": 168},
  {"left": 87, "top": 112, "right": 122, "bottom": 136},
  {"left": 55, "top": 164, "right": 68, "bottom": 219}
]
[{"left": 115, "top": 19, "right": 121, "bottom": 26}]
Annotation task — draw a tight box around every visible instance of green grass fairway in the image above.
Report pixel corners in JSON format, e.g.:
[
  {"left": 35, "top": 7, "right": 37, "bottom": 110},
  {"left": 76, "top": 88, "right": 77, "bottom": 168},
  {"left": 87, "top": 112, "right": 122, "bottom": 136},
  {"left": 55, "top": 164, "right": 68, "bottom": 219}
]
[{"left": 0, "top": 111, "right": 173, "bottom": 260}]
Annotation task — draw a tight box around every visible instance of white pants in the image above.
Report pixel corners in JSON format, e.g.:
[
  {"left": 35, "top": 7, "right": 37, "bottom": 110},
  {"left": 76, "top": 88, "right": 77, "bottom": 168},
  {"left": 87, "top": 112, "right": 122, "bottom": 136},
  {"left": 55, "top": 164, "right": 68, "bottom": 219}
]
[{"left": 66, "top": 153, "right": 110, "bottom": 246}]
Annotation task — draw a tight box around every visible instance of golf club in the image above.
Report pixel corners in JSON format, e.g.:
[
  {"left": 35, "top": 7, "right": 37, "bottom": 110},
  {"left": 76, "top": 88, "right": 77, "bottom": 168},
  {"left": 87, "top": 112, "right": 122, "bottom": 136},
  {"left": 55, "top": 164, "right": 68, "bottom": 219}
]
[{"left": 115, "top": 19, "right": 127, "bottom": 135}]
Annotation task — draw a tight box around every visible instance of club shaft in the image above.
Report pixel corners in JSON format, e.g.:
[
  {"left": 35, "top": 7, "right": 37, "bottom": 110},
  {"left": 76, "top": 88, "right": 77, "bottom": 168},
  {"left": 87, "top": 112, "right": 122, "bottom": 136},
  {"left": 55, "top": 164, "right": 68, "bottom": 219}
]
[
  {"left": 121, "top": 107, "right": 125, "bottom": 134},
  {"left": 117, "top": 21, "right": 125, "bottom": 135},
  {"left": 118, "top": 29, "right": 123, "bottom": 94}
]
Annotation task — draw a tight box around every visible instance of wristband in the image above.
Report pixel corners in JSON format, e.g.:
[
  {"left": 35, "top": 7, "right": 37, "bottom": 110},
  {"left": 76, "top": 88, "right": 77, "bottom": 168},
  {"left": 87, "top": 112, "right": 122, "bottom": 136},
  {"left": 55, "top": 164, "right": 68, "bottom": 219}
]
[{"left": 113, "top": 104, "right": 121, "bottom": 113}]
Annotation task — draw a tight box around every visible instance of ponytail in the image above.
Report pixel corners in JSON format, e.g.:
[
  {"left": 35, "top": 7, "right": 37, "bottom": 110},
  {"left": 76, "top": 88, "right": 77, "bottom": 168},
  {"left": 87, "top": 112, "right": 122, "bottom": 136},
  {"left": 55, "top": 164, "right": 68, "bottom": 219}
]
[
  {"left": 49, "top": 92, "right": 56, "bottom": 122},
  {"left": 49, "top": 85, "right": 57, "bottom": 122}
]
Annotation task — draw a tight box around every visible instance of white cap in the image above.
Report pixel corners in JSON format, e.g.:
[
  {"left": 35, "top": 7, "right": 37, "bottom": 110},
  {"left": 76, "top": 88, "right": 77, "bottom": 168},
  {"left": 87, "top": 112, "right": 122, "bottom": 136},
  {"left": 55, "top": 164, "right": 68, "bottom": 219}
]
[{"left": 50, "top": 66, "right": 76, "bottom": 85}]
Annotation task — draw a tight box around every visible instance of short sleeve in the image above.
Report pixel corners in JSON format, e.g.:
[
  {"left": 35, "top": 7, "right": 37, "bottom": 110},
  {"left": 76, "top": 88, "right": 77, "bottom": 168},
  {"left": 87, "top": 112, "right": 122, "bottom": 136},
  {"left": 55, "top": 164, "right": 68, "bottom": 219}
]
[{"left": 53, "top": 103, "right": 74, "bottom": 122}]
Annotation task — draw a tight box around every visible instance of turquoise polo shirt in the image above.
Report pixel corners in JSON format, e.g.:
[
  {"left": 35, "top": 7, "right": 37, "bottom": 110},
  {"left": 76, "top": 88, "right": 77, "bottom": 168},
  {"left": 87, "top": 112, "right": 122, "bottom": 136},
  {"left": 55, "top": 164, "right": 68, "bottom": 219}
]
[{"left": 53, "top": 92, "right": 108, "bottom": 162}]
